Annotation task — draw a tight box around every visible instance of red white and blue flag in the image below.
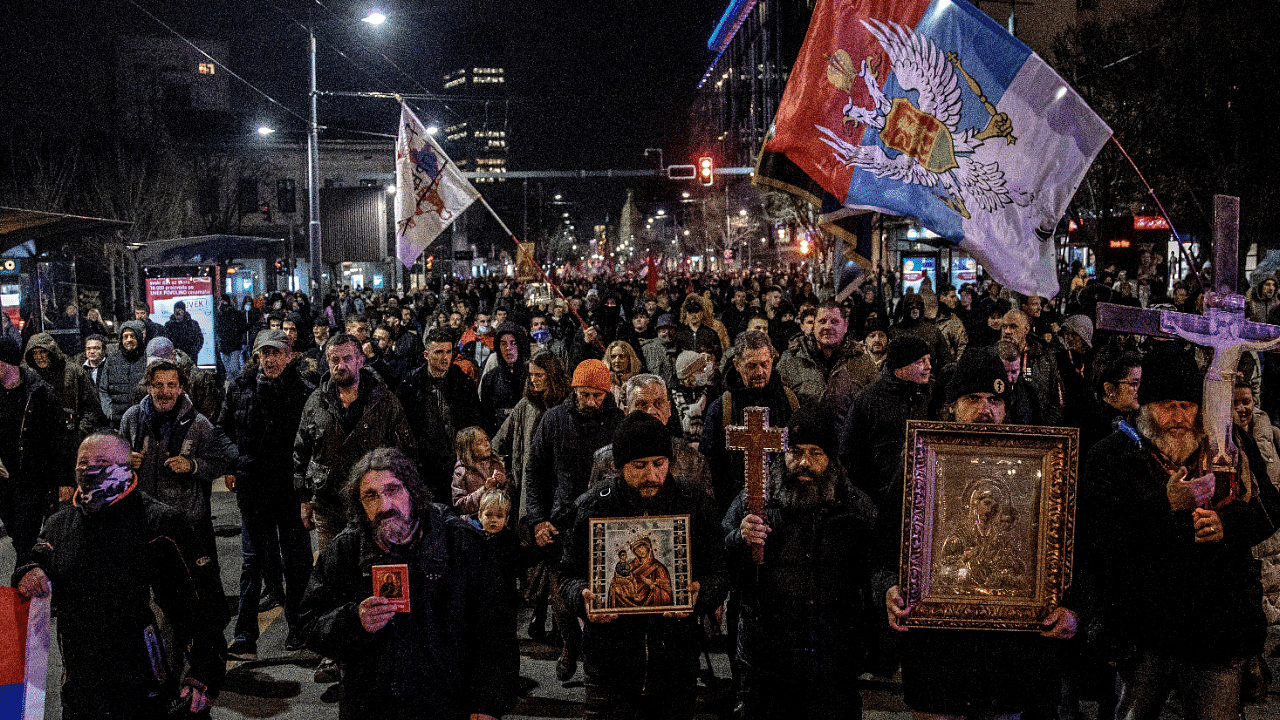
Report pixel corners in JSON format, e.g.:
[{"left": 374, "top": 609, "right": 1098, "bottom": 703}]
[
  {"left": 0, "top": 588, "right": 50, "bottom": 719},
  {"left": 757, "top": 0, "right": 1111, "bottom": 297},
  {"left": 395, "top": 103, "right": 480, "bottom": 268}
]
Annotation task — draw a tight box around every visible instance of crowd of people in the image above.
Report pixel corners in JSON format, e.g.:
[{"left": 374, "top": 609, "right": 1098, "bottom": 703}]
[{"left": 4, "top": 264, "right": 1280, "bottom": 720}]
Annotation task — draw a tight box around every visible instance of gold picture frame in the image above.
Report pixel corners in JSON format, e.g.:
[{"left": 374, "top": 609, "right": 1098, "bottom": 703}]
[
  {"left": 900, "top": 421, "right": 1078, "bottom": 631},
  {"left": 587, "top": 514, "right": 694, "bottom": 617}
]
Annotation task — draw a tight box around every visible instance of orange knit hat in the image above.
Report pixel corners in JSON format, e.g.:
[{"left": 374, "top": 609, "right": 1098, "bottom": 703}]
[{"left": 571, "top": 358, "right": 611, "bottom": 393}]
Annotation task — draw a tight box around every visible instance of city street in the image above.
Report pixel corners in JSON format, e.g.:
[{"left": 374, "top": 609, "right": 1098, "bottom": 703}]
[{"left": 5, "top": 478, "right": 1279, "bottom": 719}]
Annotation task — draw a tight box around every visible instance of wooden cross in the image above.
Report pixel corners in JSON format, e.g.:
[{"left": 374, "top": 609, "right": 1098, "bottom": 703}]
[
  {"left": 1097, "top": 195, "right": 1280, "bottom": 470},
  {"left": 726, "top": 406, "right": 787, "bottom": 564}
]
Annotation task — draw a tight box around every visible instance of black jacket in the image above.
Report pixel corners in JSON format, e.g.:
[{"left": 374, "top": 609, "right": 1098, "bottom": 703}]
[
  {"left": 701, "top": 371, "right": 798, "bottom": 515},
  {"left": 219, "top": 364, "right": 314, "bottom": 507},
  {"left": 559, "top": 475, "right": 729, "bottom": 691},
  {"left": 98, "top": 320, "right": 149, "bottom": 426},
  {"left": 14, "top": 489, "right": 227, "bottom": 714},
  {"left": 525, "top": 392, "right": 625, "bottom": 529},
  {"left": 398, "top": 362, "right": 480, "bottom": 501},
  {"left": 299, "top": 504, "right": 515, "bottom": 720},
  {"left": 838, "top": 369, "right": 932, "bottom": 510},
  {"left": 478, "top": 322, "right": 530, "bottom": 436},
  {"left": 723, "top": 463, "right": 878, "bottom": 683},
  {"left": 1083, "top": 427, "right": 1280, "bottom": 661},
  {"left": 293, "top": 367, "right": 416, "bottom": 510}
]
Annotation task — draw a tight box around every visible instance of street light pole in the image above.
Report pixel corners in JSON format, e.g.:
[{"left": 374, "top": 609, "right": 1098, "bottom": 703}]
[{"left": 307, "top": 26, "right": 323, "bottom": 298}]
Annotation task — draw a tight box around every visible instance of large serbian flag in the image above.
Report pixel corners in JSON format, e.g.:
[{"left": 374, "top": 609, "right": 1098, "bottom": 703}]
[
  {"left": 756, "top": 0, "right": 1111, "bottom": 297},
  {"left": 0, "top": 587, "right": 50, "bottom": 719},
  {"left": 395, "top": 102, "right": 481, "bottom": 267}
]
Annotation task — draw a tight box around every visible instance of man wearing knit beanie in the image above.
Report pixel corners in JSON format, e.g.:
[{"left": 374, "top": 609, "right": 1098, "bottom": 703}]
[
  {"left": 526, "top": 356, "right": 626, "bottom": 680},
  {"left": 944, "top": 348, "right": 1010, "bottom": 424},
  {"left": 838, "top": 335, "right": 932, "bottom": 508},
  {"left": 1082, "top": 341, "right": 1280, "bottom": 718},
  {"left": 560, "top": 409, "right": 727, "bottom": 718},
  {"left": 726, "top": 402, "right": 877, "bottom": 717}
]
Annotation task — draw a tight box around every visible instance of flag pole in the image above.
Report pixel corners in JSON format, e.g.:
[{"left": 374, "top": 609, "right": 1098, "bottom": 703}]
[
  {"left": 1109, "top": 136, "right": 1205, "bottom": 295},
  {"left": 473, "top": 195, "right": 601, "bottom": 345}
]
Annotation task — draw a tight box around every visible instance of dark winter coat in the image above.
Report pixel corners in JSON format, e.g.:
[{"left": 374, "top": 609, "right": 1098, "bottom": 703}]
[
  {"left": 218, "top": 363, "right": 314, "bottom": 507},
  {"left": 120, "top": 393, "right": 230, "bottom": 528},
  {"left": 98, "top": 320, "right": 148, "bottom": 426},
  {"left": 1083, "top": 427, "right": 1280, "bottom": 662},
  {"left": 723, "top": 463, "right": 878, "bottom": 688},
  {"left": 299, "top": 504, "right": 515, "bottom": 720},
  {"left": 165, "top": 313, "right": 205, "bottom": 359},
  {"left": 398, "top": 362, "right": 480, "bottom": 501},
  {"left": 2, "top": 365, "right": 71, "bottom": 497},
  {"left": 701, "top": 371, "right": 798, "bottom": 515},
  {"left": 14, "top": 488, "right": 227, "bottom": 715},
  {"left": 478, "top": 322, "right": 530, "bottom": 436},
  {"left": 23, "top": 331, "right": 107, "bottom": 441},
  {"left": 838, "top": 369, "right": 932, "bottom": 510},
  {"left": 559, "top": 475, "right": 729, "bottom": 692},
  {"left": 293, "top": 367, "right": 415, "bottom": 512},
  {"left": 524, "top": 391, "right": 625, "bottom": 529}
]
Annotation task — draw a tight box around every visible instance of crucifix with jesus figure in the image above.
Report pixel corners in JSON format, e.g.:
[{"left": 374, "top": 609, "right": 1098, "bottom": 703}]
[
  {"left": 1097, "top": 195, "right": 1280, "bottom": 493},
  {"left": 726, "top": 407, "right": 788, "bottom": 564}
]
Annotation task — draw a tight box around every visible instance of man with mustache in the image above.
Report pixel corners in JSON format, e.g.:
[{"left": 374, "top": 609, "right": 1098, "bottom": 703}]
[
  {"left": 561, "top": 411, "right": 727, "bottom": 719},
  {"left": 299, "top": 447, "right": 513, "bottom": 720},
  {"left": 883, "top": 349, "right": 1079, "bottom": 720},
  {"left": 1083, "top": 346, "right": 1280, "bottom": 720},
  {"left": 526, "top": 358, "right": 626, "bottom": 681},
  {"left": 294, "top": 332, "right": 415, "bottom": 684},
  {"left": 724, "top": 405, "right": 877, "bottom": 719}
]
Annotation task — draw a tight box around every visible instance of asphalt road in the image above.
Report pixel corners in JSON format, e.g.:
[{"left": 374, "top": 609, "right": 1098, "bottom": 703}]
[{"left": 5, "top": 479, "right": 1279, "bottom": 719}]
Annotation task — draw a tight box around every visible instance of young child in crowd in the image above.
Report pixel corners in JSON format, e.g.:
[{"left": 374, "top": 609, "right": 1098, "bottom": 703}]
[
  {"left": 469, "top": 489, "right": 529, "bottom": 714},
  {"left": 451, "top": 426, "right": 509, "bottom": 514}
]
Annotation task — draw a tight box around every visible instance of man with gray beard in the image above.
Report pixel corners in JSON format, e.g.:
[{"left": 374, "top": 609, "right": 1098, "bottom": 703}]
[
  {"left": 299, "top": 447, "right": 514, "bottom": 720},
  {"left": 1084, "top": 345, "right": 1280, "bottom": 720},
  {"left": 724, "top": 405, "right": 878, "bottom": 719}
]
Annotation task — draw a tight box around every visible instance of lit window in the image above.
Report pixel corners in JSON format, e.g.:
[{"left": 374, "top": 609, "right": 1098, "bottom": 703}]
[{"left": 198, "top": 62, "right": 215, "bottom": 75}]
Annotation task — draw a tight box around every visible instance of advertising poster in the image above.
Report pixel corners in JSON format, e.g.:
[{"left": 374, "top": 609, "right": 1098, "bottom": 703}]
[
  {"left": 951, "top": 256, "right": 979, "bottom": 284},
  {"left": 145, "top": 277, "right": 216, "bottom": 367},
  {"left": 902, "top": 256, "right": 937, "bottom": 295}
]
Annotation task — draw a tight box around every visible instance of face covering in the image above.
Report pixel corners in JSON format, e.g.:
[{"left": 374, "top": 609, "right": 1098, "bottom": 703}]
[
  {"left": 477, "top": 324, "right": 490, "bottom": 334},
  {"left": 76, "top": 463, "right": 133, "bottom": 515},
  {"left": 531, "top": 328, "right": 551, "bottom": 345}
]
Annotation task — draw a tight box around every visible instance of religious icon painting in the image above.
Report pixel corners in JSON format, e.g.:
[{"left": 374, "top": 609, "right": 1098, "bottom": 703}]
[
  {"left": 900, "top": 421, "right": 1078, "bottom": 631},
  {"left": 372, "top": 564, "right": 410, "bottom": 612},
  {"left": 587, "top": 515, "right": 694, "bottom": 617}
]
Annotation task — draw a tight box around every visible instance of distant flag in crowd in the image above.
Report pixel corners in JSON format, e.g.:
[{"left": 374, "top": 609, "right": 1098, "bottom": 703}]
[
  {"left": 755, "top": 0, "right": 1111, "bottom": 297},
  {"left": 395, "top": 102, "right": 480, "bottom": 267},
  {"left": 0, "top": 588, "right": 50, "bottom": 720}
]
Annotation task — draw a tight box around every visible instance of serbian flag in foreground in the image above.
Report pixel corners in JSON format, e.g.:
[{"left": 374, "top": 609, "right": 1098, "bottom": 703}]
[
  {"left": 757, "top": 0, "right": 1111, "bottom": 297},
  {"left": 0, "top": 587, "right": 51, "bottom": 719},
  {"left": 395, "top": 103, "right": 480, "bottom": 267}
]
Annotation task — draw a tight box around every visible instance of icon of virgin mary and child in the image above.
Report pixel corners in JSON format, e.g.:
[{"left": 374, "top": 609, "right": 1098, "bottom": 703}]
[
  {"left": 607, "top": 535, "right": 673, "bottom": 608},
  {"left": 935, "top": 477, "right": 1029, "bottom": 595}
]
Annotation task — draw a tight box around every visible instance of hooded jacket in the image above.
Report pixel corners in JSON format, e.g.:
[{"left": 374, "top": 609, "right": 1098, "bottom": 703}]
[
  {"left": 24, "top": 332, "right": 107, "bottom": 439},
  {"left": 99, "top": 320, "right": 149, "bottom": 426},
  {"left": 479, "top": 322, "right": 530, "bottom": 436}
]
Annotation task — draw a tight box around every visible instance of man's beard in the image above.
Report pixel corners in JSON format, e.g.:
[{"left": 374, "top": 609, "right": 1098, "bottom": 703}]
[
  {"left": 373, "top": 508, "right": 417, "bottom": 547},
  {"left": 1136, "top": 406, "right": 1204, "bottom": 466},
  {"left": 772, "top": 460, "right": 838, "bottom": 510},
  {"left": 334, "top": 368, "right": 359, "bottom": 388}
]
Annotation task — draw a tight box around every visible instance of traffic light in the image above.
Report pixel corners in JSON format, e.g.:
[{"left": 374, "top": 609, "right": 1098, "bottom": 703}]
[
  {"left": 425, "top": 255, "right": 434, "bottom": 270},
  {"left": 698, "top": 156, "right": 714, "bottom": 186},
  {"left": 277, "top": 178, "right": 297, "bottom": 213}
]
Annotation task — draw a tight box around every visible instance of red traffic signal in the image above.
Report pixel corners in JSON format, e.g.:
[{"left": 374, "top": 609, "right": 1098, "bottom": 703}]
[{"left": 698, "top": 156, "right": 714, "bottom": 186}]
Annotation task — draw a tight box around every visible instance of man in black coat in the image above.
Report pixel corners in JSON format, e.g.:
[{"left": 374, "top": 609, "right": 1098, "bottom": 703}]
[
  {"left": 15, "top": 432, "right": 226, "bottom": 718},
  {"left": 838, "top": 335, "right": 933, "bottom": 511},
  {"left": 725, "top": 405, "right": 878, "bottom": 720},
  {"left": 300, "top": 447, "right": 514, "bottom": 720},
  {"left": 1082, "top": 346, "right": 1280, "bottom": 720},
  {"left": 398, "top": 327, "right": 480, "bottom": 502},
  {"left": 561, "top": 411, "right": 728, "bottom": 720},
  {"left": 164, "top": 301, "right": 205, "bottom": 360},
  {"left": 525, "top": 358, "right": 626, "bottom": 681},
  {"left": 221, "top": 329, "right": 316, "bottom": 659}
]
